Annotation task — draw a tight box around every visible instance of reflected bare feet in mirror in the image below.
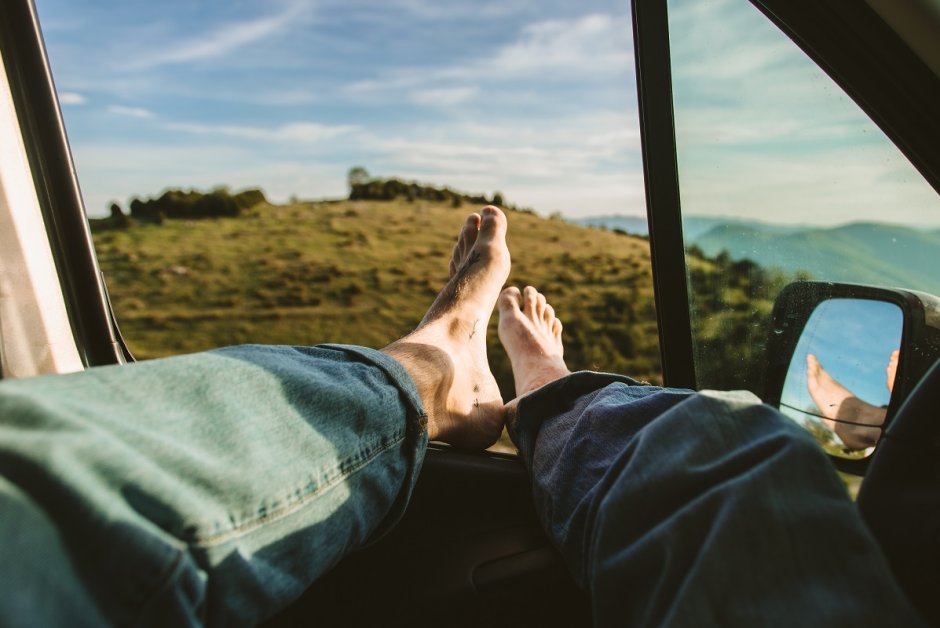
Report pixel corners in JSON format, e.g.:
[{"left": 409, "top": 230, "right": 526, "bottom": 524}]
[
  {"left": 498, "top": 286, "right": 570, "bottom": 398},
  {"left": 806, "top": 353, "right": 884, "bottom": 450},
  {"left": 806, "top": 354, "right": 854, "bottom": 426},
  {"left": 381, "top": 206, "right": 509, "bottom": 449},
  {"left": 886, "top": 348, "right": 899, "bottom": 394}
]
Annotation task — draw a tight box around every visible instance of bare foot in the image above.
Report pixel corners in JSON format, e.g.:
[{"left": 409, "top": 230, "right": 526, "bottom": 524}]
[
  {"left": 497, "top": 286, "right": 570, "bottom": 398},
  {"left": 806, "top": 353, "right": 884, "bottom": 450},
  {"left": 381, "top": 206, "right": 509, "bottom": 449},
  {"left": 806, "top": 353, "right": 853, "bottom": 428},
  {"left": 886, "top": 348, "right": 899, "bottom": 394}
]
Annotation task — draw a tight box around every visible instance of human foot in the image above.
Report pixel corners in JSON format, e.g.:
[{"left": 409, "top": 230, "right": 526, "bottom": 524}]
[
  {"left": 381, "top": 206, "right": 509, "bottom": 449},
  {"left": 806, "top": 353, "right": 885, "bottom": 449},
  {"left": 806, "top": 353, "right": 853, "bottom": 426},
  {"left": 497, "top": 286, "right": 570, "bottom": 398}
]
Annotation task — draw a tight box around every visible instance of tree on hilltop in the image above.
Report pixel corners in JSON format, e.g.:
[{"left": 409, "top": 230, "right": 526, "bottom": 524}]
[{"left": 347, "top": 166, "right": 370, "bottom": 196}]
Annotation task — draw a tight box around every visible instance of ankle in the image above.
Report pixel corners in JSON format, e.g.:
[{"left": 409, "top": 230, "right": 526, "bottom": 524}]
[
  {"left": 515, "top": 362, "right": 570, "bottom": 397},
  {"left": 380, "top": 339, "right": 453, "bottom": 440}
]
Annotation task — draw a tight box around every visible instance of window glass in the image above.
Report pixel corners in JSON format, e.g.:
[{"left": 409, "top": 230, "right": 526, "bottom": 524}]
[
  {"left": 35, "top": 0, "right": 656, "bottom": 449},
  {"left": 667, "top": 0, "right": 940, "bottom": 393}
]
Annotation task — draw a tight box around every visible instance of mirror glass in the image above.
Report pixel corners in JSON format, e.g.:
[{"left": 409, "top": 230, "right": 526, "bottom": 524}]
[{"left": 779, "top": 298, "right": 903, "bottom": 458}]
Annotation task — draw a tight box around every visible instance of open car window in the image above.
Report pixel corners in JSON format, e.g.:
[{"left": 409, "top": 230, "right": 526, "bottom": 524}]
[{"left": 33, "top": 0, "right": 671, "bottom": 450}]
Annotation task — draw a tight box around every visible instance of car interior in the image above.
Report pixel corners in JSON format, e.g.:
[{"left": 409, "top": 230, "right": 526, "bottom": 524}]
[{"left": 1, "top": 0, "right": 939, "bottom": 625}]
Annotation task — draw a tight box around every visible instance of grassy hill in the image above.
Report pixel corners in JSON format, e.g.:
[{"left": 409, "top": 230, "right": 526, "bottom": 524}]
[
  {"left": 92, "top": 198, "right": 664, "bottom": 409},
  {"left": 695, "top": 222, "right": 940, "bottom": 296},
  {"left": 579, "top": 214, "right": 940, "bottom": 297},
  {"left": 575, "top": 214, "right": 809, "bottom": 240},
  {"left": 93, "top": 190, "right": 797, "bottom": 455}
]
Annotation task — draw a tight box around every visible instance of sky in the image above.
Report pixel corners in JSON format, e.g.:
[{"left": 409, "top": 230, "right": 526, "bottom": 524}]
[{"left": 34, "top": 0, "right": 940, "bottom": 223}]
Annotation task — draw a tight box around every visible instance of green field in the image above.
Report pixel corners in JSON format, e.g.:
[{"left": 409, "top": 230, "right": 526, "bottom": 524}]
[
  {"left": 93, "top": 198, "right": 664, "bottom": 405},
  {"left": 93, "top": 190, "right": 790, "bottom": 453}
]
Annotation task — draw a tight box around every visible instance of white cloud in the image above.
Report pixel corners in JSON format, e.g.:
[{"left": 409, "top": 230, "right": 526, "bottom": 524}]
[
  {"left": 675, "top": 144, "right": 940, "bottom": 226},
  {"left": 664, "top": 0, "right": 940, "bottom": 226},
  {"left": 107, "top": 105, "right": 154, "bottom": 119},
  {"left": 382, "top": 0, "right": 529, "bottom": 21},
  {"left": 165, "top": 121, "right": 359, "bottom": 143},
  {"left": 344, "top": 13, "right": 633, "bottom": 99},
  {"left": 125, "top": 1, "right": 311, "bottom": 69},
  {"left": 411, "top": 86, "right": 479, "bottom": 107},
  {"left": 477, "top": 14, "right": 628, "bottom": 77},
  {"left": 348, "top": 109, "right": 643, "bottom": 216},
  {"left": 58, "top": 92, "right": 86, "bottom": 105}
]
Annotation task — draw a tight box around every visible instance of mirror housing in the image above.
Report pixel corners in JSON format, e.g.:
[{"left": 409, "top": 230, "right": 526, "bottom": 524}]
[{"left": 763, "top": 281, "right": 940, "bottom": 474}]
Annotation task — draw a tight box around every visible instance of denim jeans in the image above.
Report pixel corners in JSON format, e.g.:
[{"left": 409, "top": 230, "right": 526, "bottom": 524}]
[
  {"left": 0, "top": 344, "right": 427, "bottom": 626},
  {"left": 0, "top": 349, "right": 925, "bottom": 626},
  {"left": 512, "top": 372, "right": 925, "bottom": 626}
]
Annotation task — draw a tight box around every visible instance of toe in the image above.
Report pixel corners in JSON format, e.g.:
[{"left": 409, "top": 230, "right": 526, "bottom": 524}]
[
  {"left": 499, "top": 286, "right": 522, "bottom": 311},
  {"left": 457, "top": 214, "right": 480, "bottom": 251},
  {"left": 523, "top": 286, "right": 538, "bottom": 317},
  {"left": 552, "top": 319, "right": 563, "bottom": 337},
  {"left": 461, "top": 213, "right": 481, "bottom": 238},
  {"left": 477, "top": 206, "right": 507, "bottom": 241},
  {"left": 544, "top": 304, "right": 555, "bottom": 325}
]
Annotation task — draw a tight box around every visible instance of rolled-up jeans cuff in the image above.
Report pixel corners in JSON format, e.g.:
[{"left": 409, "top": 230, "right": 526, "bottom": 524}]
[
  {"left": 316, "top": 344, "right": 429, "bottom": 543},
  {"left": 510, "top": 371, "right": 648, "bottom": 465}
]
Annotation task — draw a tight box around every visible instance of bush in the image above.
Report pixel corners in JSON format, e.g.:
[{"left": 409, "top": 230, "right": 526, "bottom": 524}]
[
  {"left": 349, "top": 176, "right": 499, "bottom": 208},
  {"left": 128, "top": 187, "right": 267, "bottom": 222}
]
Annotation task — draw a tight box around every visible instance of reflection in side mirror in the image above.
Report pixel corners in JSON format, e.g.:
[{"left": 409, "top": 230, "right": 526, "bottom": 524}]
[{"left": 778, "top": 298, "right": 902, "bottom": 459}]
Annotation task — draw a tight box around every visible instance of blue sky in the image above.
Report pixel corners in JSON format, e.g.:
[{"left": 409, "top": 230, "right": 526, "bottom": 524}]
[{"left": 35, "top": 0, "right": 940, "bottom": 223}]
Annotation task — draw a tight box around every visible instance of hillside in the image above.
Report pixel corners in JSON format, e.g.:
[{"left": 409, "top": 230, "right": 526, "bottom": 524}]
[
  {"left": 93, "top": 191, "right": 795, "bottom": 455},
  {"left": 579, "top": 214, "right": 940, "bottom": 297},
  {"left": 92, "top": 198, "right": 664, "bottom": 408},
  {"left": 576, "top": 214, "right": 808, "bottom": 240},
  {"left": 694, "top": 222, "right": 940, "bottom": 296}
]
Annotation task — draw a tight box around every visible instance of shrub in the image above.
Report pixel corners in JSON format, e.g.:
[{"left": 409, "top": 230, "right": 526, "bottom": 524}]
[{"left": 127, "top": 187, "right": 267, "bottom": 222}]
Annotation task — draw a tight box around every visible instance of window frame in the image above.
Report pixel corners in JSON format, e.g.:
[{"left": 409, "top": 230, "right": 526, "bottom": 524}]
[{"left": 0, "top": 0, "right": 130, "bottom": 370}]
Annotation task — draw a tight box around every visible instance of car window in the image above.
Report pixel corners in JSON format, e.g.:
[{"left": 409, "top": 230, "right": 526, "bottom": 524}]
[
  {"left": 666, "top": 0, "right": 940, "bottom": 395},
  {"left": 34, "top": 0, "right": 666, "bottom": 450}
]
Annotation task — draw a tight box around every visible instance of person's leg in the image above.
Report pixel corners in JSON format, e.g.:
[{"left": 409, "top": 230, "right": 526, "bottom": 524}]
[
  {"left": 0, "top": 207, "right": 511, "bottom": 626},
  {"left": 382, "top": 205, "right": 509, "bottom": 449},
  {"left": 497, "top": 286, "right": 925, "bottom": 627},
  {"left": 806, "top": 353, "right": 884, "bottom": 449}
]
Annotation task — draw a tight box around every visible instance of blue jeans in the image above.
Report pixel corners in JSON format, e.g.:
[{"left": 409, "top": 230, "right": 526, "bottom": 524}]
[
  {"left": 0, "top": 344, "right": 427, "bottom": 626},
  {"left": 0, "top": 348, "right": 924, "bottom": 625},
  {"left": 512, "top": 372, "right": 925, "bottom": 626}
]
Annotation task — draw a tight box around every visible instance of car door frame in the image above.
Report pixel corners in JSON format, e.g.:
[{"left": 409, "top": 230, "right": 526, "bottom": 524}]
[{"left": 0, "top": 0, "right": 129, "bottom": 373}]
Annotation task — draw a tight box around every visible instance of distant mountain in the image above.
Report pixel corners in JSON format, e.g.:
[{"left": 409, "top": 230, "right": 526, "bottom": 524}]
[
  {"left": 578, "top": 214, "right": 940, "bottom": 296},
  {"left": 576, "top": 214, "right": 808, "bottom": 240},
  {"left": 694, "top": 221, "right": 940, "bottom": 296},
  {"left": 577, "top": 214, "right": 649, "bottom": 236}
]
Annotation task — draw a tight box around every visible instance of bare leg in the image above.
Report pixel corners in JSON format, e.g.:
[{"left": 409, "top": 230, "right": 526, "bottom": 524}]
[
  {"left": 381, "top": 206, "right": 509, "bottom": 449},
  {"left": 806, "top": 353, "right": 885, "bottom": 449},
  {"left": 497, "top": 285, "right": 570, "bottom": 398},
  {"left": 806, "top": 354, "right": 854, "bottom": 430}
]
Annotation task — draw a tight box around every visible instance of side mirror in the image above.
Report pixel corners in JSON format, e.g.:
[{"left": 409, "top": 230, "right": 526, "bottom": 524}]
[{"left": 764, "top": 282, "right": 940, "bottom": 473}]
